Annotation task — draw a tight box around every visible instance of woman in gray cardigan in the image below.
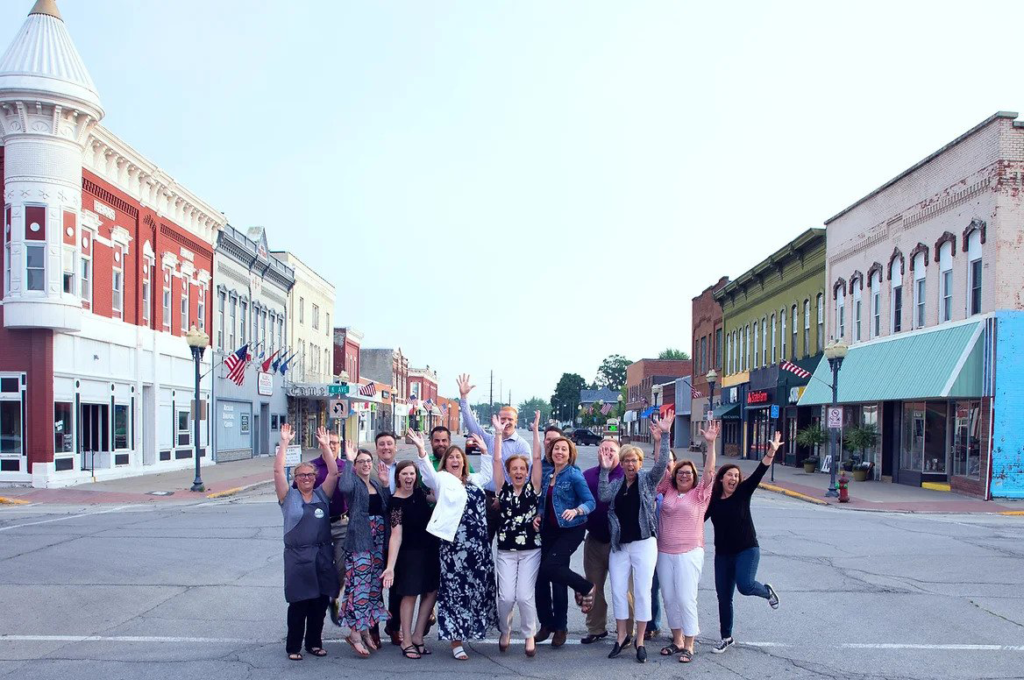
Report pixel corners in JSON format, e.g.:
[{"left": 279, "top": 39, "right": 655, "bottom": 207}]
[
  {"left": 598, "top": 413, "right": 672, "bottom": 663},
  {"left": 338, "top": 446, "right": 392, "bottom": 657}
]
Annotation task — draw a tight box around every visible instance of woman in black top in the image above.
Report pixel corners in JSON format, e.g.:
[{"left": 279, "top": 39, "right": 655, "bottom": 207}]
[
  {"left": 705, "top": 432, "right": 782, "bottom": 654},
  {"left": 382, "top": 460, "right": 439, "bottom": 659}
]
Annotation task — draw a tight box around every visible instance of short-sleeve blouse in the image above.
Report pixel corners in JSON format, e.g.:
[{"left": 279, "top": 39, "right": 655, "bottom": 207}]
[{"left": 497, "top": 481, "right": 541, "bottom": 551}]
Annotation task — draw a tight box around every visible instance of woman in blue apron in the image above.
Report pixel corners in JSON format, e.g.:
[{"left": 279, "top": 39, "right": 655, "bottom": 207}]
[{"left": 275, "top": 424, "right": 340, "bottom": 661}]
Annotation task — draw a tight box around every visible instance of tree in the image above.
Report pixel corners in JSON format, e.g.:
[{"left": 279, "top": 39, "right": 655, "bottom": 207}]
[
  {"left": 596, "top": 354, "right": 631, "bottom": 391},
  {"left": 658, "top": 348, "right": 690, "bottom": 360},
  {"left": 471, "top": 402, "right": 499, "bottom": 424},
  {"left": 517, "top": 397, "right": 551, "bottom": 426},
  {"left": 550, "top": 372, "right": 587, "bottom": 424}
]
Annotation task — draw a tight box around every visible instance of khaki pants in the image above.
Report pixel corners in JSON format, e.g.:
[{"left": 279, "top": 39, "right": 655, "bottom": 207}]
[{"left": 583, "top": 534, "right": 634, "bottom": 636}]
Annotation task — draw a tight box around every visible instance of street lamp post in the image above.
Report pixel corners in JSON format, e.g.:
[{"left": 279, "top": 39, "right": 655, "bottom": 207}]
[
  {"left": 824, "top": 340, "right": 849, "bottom": 498},
  {"left": 705, "top": 369, "right": 718, "bottom": 466},
  {"left": 186, "top": 326, "right": 210, "bottom": 492},
  {"left": 617, "top": 393, "right": 623, "bottom": 444}
]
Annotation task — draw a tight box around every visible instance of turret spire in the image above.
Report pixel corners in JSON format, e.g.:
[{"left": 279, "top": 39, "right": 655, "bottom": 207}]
[{"left": 29, "top": 0, "right": 62, "bottom": 21}]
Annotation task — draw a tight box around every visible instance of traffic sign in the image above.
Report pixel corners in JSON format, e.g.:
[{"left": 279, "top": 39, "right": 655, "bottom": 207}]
[
  {"left": 770, "top": 405, "right": 780, "bottom": 420},
  {"left": 827, "top": 406, "right": 844, "bottom": 429},
  {"left": 328, "top": 384, "right": 350, "bottom": 396},
  {"left": 329, "top": 399, "right": 349, "bottom": 419}
]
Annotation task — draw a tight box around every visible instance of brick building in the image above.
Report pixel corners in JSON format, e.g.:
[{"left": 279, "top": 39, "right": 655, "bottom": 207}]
[
  {"left": 0, "top": 2, "right": 224, "bottom": 486},
  {"left": 359, "top": 347, "right": 409, "bottom": 434},
  {"left": 624, "top": 359, "right": 691, "bottom": 441},
  {"left": 408, "top": 366, "right": 439, "bottom": 431},
  {"left": 800, "top": 111, "right": 1024, "bottom": 498},
  {"left": 690, "top": 276, "right": 728, "bottom": 443}
]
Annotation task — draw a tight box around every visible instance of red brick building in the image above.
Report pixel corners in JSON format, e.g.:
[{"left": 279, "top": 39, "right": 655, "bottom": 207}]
[
  {"left": 0, "top": 3, "right": 224, "bottom": 486},
  {"left": 625, "top": 359, "right": 692, "bottom": 441},
  {"left": 690, "top": 276, "right": 728, "bottom": 442}
]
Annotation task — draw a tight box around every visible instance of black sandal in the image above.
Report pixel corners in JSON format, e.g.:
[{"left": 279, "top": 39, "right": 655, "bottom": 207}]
[
  {"left": 660, "top": 643, "right": 681, "bottom": 656},
  {"left": 288, "top": 653, "right": 302, "bottom": 661},
  {"left": 306, "top": 647, "right": 327, "bottom": 657},
  {"left": 412, "top": 641, "right": 431, "bottom": 655},
  {"left": 401, "top": 645, "right": 421, "bottom": 659},
  {"left": 679, "top": 649, "right": 694, "bottom": 663}
]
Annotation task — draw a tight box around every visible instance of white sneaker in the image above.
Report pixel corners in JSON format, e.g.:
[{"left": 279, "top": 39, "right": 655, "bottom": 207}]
[
  {"left": 766, "top": 583, "right": 780, "bottom": 610},
  {"left": 711, "top": 637, "right": 734, "bottom": 654}
]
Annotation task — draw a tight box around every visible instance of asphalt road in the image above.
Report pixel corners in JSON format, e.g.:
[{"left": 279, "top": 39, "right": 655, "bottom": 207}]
[{"left": 2, "top": 438, "right": 1023, "bottom": 679}]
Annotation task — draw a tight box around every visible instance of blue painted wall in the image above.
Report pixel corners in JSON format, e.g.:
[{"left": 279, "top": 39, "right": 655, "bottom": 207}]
[{"left": 991, "top": 311, "right": 1024, "bottom": 498}]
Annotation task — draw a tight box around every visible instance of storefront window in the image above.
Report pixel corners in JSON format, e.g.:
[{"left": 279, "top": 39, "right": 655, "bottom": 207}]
[
  {"left": 114, "top": 404, "right": 129, "bottom": 450},
  {"left": 1, "top": 400, "right": 23, "bottom": 454},
  {"left": 860, "top": 404, "right": 878, "bottom": 465},
  {"left": 952, "top": 400, "right": 984, "bottom": 479},
  {"left": 177, "top": 410, "right": 191, "bottom": 447},
  {"left": 55, "top": 402, "right": 74, "bottom": 453},
  {"left": 901, "top": 401, "right": 947, "bottom": 473}
]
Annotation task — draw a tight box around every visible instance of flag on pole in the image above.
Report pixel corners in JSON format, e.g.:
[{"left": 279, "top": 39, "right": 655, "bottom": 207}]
[
  {"left": 601, "top": 403, "right": 612, "bottom": 415},
  {"left": 272, "top": 350, "right": 286, "bottom": 373},
  {"left": 224, "top": 344, "right": 249, "bottom": 386},
  {"left": 359, "top": 382, "right": 377, "bottom": 397},
  {"left": 780, "top": 360, "right": 811, "bottom": 379},
  {"left": 690, "top": 384, "right": 703, "bottom": 399},
  {"left": 261, "top": 350, "right": 280, "bottom": 373},
  {"left": 279, "top": 352, "right": 297, "bottom": 376}
]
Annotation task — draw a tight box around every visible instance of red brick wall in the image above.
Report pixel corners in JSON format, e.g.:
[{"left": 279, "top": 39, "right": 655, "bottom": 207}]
[{"left": 691, "top": 276, "right": 729, "bottom": 396}]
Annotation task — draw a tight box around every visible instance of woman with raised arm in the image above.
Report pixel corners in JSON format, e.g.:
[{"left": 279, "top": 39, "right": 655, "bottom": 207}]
[
  {"left": 411, "top": 429, "right": 497, "bottom": 661},
  {"left": 598, "top": 413, "right": 672, "bottom": 663},
  {"left": 275, "top": 424, "right": 339, "bottom": 661},
  {"left": 337, "top": 443, "right": 392, "bottom": 658},
  {"left": 655, "top": 420, "right": 720, "bottom": 664},
  {"left": 381, "top": 460, "right": 439, "bottom": 660},
  {"left": 534, "top": 428, "right": 597, "bottom": 648},
  {"left": 493, "top": 412, "right": 544, "bottom": 657},
  {"left": 705, "top": 431, "right": 783, "bottom": 655}
]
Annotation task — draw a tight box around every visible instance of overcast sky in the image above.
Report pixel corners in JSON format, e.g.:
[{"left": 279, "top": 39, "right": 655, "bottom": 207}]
[{"left": 5, "top": 0, "right": 1020, "bottom": 404}]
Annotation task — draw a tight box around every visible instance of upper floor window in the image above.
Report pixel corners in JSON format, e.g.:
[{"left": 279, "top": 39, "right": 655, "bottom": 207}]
[
  {"left": 3, "top": 205, "right": 11, "bottom": 295},
  {"left": 715, "top": 328, "right": 723, "bottom": 370},
  {"left": 890, "top": 260, "right": 903, "bottom": 334},
  {"left": 752, "top": 320, "right": 759, "bottom": 369},
  {"left": 326, "top": 313, "right": 331, "bottom": 336},
  {"left": 228, "top": 296, "right": 237, "bottom": 349},
  {"left": 62, "top": 246, "right": 76, "bottom": 295},
  {"left": 742, "top": 325, "right": 748, "bottom": 371},
  {"left": 913, "top": 252, "right": 926, "bottom": 329},
  {"left": 939, "top": 242, "right": 953, "bottom": 323},
  {"left": 852, "top": 284, "right": 862, "bottom": 342},
  {"left": 197, "top": 288, "right": 206, "bottom": 333},
  {"left": 180, "top": 281, "right": 189, "bottom": 332},
  {"left": 25, "top": 205, "right": 46, "bottom": 292},
  {"left": 162, "top": 270, "right": 171, "bottom": 332},
  {"left": 312, "top": 303, "right": 320, "bottom": 330},
  {"left": 780, "top": 309, "right": 787, "bottom": 363},
  {"left": 967, "top": 230, "right": 982, "bottom": 315},
  {"left": 761, "top": 317, "right": 768, "bottom": 366},
  {"left": 836, "top": 287, "right": 846, "bottom": 341},
  {"left": 217, "top": 291, "right": 226, "bottom": 351},
  {"left": 239, "top": 300, "right": 247, "bottom": 344},
  {"left": 770, "top": 314, "right": 777, "bottom": 365},
  {"left": 299, "top": 297, "right": 305, "bottom": 324},
  {"left": 870, "top": 271, "right": 881, "bottom": 338},
  {"left": 790, "top": 305, "right": 798, "bottom": 359},
  {"left": 816, "top": 294, "right": 824, "bottom": 352},
  {"left": 803, "top": 299, "right": 810, "bottom": 356},
  {"left": 112, "top": 247, "right": 124, "bottom": 320},
  {"left": 142, "top": 260, "right": 153, "bottom": 327}
]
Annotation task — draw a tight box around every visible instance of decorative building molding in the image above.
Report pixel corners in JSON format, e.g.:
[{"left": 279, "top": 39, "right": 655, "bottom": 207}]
[
  {"left": 848, "top": 270, "right": 864, "bottom": 293},
  {"left": 887, "top": 248, "right": 905, "bottom": 280},
  {"left": 866, "top": 262, "right": 883, "bottom": 285},
  {"left": 934, "top": 231, "right": 957, "bottom": 260},
  {"left": 908, "top": 242, "right": 930, "bottom": 270},
  {"left": 161, "top": 252, "right": 178, "bottom": 270},
  {"left": 962, "top": 218, "right": 987, "bottom": 250},
  {"left": 832, "top": 277, "right": 847, "bottom": 300},
  {"left": 902, "top": 177, "right": 990, "bottom": 231}
]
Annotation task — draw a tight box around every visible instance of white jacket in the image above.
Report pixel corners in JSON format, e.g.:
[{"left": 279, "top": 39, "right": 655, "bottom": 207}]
[{"left": 416, "top": 452, "right": 493, "bottom": 543}]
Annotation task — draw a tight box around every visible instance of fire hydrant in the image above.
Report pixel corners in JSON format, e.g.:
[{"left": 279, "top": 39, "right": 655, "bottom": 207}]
[{"left": 838, "top": 472, "right": 850, "bottom": 503}]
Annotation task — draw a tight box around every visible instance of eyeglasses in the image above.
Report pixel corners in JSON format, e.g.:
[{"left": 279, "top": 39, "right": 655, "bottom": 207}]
[
  {"left": 328, "top": 441, "right": 341, "bottom": 448},
  {"left": 356, "top": 459, "right": 374, "bottom": 465},
  {"left": 678, "top": 471, "right": 695, "bottom": 477},
  {"left": 294, "top": 473, "right": 316, "bottom": 479}
]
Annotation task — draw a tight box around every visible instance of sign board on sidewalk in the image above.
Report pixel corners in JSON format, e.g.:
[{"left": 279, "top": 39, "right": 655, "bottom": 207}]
[
  {"left": 770, "top": 405, "right": 780, "bottom": 420},
  {"left": 821, "top": 454, "right": 832, "bottom": 473},
  {"left": 282, "top": 445, "right": 302, "bottom": 467},
  {"left": 827, "top": 406, "right": 844, "bottom": 429},
  {"left": 329, "top": 399, "right": 349, "bottom": 420}
]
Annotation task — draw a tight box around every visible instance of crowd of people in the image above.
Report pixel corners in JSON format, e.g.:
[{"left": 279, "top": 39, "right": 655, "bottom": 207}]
[{"left": 273, "top": 373, "right": 782, "bottom": 664}]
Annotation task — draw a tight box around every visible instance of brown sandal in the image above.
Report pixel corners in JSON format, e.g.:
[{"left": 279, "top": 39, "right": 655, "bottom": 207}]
[{"left": 346, "top": 634, "right": 370, "bottom": 658}]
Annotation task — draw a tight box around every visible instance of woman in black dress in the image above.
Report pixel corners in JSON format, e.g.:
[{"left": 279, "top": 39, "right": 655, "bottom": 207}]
[{"left": 382, "top": 460, "right": 439, "bottom": 659}]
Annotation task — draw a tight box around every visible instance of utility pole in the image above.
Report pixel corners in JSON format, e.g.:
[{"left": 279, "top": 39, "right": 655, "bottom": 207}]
[{"left": 489, "top": 370, "right": 494, "bottom": 420}]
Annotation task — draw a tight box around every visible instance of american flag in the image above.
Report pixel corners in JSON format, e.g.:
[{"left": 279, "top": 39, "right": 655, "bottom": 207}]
[
  {"left": 780, "top": 360, "right": 811, "bottom": 379},
  {"left": 600, "top": 403, "right": 612, "bottom": 415},
  {"left": 359, "top": 382, "right": 377, "bottom": 397},
  {"left": 224, "top": 344, "right": 249, "bottom": 386},
  {"left": 690, "top": 384, "right": 703, "bottom": 399}
]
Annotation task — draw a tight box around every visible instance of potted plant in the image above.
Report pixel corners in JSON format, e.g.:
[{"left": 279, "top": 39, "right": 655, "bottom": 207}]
[
  {"left": 844, "top": 425, "right": 879, "bottom": 481},
  {"left": 852, "top": 460, "right": 873, "bottom": 482},
  {"left": 795, "top": 424, "right": 827, "bottom": 471}
]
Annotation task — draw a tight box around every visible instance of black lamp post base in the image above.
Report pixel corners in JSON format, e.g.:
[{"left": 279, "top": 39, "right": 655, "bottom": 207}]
[
  {"left": 190, "top": 481, "right": 205, "bottom": 493},
  {"left": 824, "top": 486, "right": 839, "bottom": 498}
]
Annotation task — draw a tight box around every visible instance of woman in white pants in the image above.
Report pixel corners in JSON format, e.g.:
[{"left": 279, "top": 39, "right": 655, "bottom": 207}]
[
  {"left": 656, "top": 420, "right": 719, "bottom": 664},
  {"left": 597, "top": 413, "right": 671, "bottom": 664},
  {"left": 492, "top": 412, "right": 544, "bottom": 656}
]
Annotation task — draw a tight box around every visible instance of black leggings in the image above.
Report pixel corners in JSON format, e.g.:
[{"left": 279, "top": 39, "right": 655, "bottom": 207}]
[
  {"left": 286, "top": 595, "right": 329, "bottom": 654},
  {"left": 535, "top": 524, "right": 592, "bottom": 631}
]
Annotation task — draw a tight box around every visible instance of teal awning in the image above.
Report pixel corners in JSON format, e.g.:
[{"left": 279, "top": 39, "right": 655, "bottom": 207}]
[
  {"left": 798, "top": 321, "right": 986, "bottom": 406},
  {"left": 713, "top": 401, "right": 742, "bottom": 419}
]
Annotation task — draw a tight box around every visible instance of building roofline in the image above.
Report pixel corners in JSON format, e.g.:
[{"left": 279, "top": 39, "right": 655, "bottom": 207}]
[
  {"left": 714, "top": 228, "right": 826, "bottom": 300},
  {"left": 825, "top": 111, "right": 1020, "bottom": 224}
]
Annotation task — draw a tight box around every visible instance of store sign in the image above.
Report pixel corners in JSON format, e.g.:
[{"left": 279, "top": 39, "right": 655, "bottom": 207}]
[
  {"left": 747, "top": 391, "right": 771, "bottom": 405},
  {"left": 286, "top": 383, "right": 330, "bottom": 398},
  {"left": 789, "top": 386, "right": 805, "bottom": 404},
  {"left": 257, "top": 371, "right": 274, "bottom": 396}
]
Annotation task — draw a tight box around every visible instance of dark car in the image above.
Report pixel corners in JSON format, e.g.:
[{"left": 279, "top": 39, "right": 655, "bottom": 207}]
[
  {"left": 571, "top": 428, "right": 602, "bottom": 446},
  {"left": 464, "top": 435, "right": 481, "bottom": 455}
]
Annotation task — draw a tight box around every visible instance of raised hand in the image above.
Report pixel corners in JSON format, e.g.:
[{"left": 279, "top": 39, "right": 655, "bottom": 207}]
[
  {"left": 280, "top": 423, "right": 294, "bottom": 446},
  {"left": 491, "top": 413, "right": 503, "bottom": 433},
  {"left": 457, "top": 373, "right": 475, "bottom": 399},
  {"left": 377, "top": 461, "right": 390, "bottom": 485},
  {"left": 599, "top": 446, "right": 616, "bottom": 470},
  {"left": 315, "top": 426, "right": 331, "bottom": 452},
  {"left": 407, "top": 428, "right": 425, "bottom": 454},
  {"left": 469, "top": 433, "right": 487, "bottom": 455},
  {"left": 700, "top": 420, "right": 721, "bottom": 444},
  {"left": 655, "top": 411, "right": 673, "bottom": 434},
  {"left": 767, "top": 431, "right": 783, "bottom": 457},
  {"left": 344, "top": 440, "right": 357, "bottom": 462},
  {"left": 533, "top": 410, "right": 541, "bottom": 432}
]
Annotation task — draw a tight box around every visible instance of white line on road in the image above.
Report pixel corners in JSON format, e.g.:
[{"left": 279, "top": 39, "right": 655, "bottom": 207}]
[
  {"left": 0, "top": 505, "right": 138, "bottom": 533},
  {"left": 2, "top": 635, "right": 1023, "bottom": 652}
]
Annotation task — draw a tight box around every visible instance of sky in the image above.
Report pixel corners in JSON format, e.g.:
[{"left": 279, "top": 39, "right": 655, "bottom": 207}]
[{"left": 3, "top": 0, "right": 1020, "bottom": 404}]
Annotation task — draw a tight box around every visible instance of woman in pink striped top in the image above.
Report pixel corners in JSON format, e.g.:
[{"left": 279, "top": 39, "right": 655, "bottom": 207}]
[{"left": 655, "top": 420, "right": 720, "bottom": 664}]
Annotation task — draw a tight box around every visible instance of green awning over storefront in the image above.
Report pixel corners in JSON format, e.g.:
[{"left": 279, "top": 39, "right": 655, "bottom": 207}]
[
  {"left": 713, "top": 401, "right": 742, "bottom": 419},
  {"left": 799, "top": 320, "right": 986, "bottom": 406}
]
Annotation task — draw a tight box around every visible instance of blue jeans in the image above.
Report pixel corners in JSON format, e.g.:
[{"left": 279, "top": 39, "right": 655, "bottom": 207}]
[
  {"left": 649, "top": 569, "right": 662, "bottom": 630},
  {"left": 714, "top": 547, "right": 769, "bottom": 638}
]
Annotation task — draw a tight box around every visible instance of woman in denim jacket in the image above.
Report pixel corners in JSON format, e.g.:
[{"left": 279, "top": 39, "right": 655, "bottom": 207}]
[{"left": 533, "top": 433, "right": 597, "bottom": 647}]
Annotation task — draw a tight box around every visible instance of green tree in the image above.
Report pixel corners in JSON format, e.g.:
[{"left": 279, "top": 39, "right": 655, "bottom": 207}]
[
  {"left": 517, "top": 397, "right": 551, "bottom": 426},
  {"left": 658, "top": 348, "right": 690, "bottom": 360},
  {"left": 596, "top": 354, "right": 631, "bottom": 391},
  {"left": 550, "top": 372, "right": 587, "bottom": 423},
  {"left": 471, "top": 402, "right": 499, "bottom": 424}
]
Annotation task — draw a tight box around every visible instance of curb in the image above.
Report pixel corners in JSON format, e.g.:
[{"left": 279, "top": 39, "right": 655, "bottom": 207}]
[
  {"left": 0, "top": 496, "right": 30, "bottom": 505},
  {"left": 758, "top": 483, "right": 830, "bottom": 506},
  {"left": 999, "top": 510, "right": 1024, "bottom": 516},
  {"left": 205, "top": 479, "right": 272, "bottom": 499}
]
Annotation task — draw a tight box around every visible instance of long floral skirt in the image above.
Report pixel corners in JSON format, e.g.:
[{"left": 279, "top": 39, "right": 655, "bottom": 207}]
[{"left": 341, "top": 515, "right": 389, "bottom": 631}]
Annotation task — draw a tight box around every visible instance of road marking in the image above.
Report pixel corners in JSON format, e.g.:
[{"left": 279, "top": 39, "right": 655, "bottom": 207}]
[{"left": 0, "top": 505, "right": 136, "bottom": 533}]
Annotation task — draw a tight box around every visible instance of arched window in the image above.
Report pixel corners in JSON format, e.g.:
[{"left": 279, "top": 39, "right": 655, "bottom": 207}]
[
  {"left": 816, "top": 294, "right": 824, "bottom": 352},
  {"left": 771, "top": 314, "right": 777, "bottom": 365},
  {"left": 753, "top": 321, "right": 759, "bottom": 369},
  {"left": 743, "top": 325, "right": 749, "bottom": 371},
  {"left": 939, "top": 241, "right": 953, "bottom": 322},
  {"left": 803, "top": 299, "right": 810, "bottom": 356},
  {"left": 890, "top": 259, "right": 903, "bottom": 333},
  {"left": 852, "top": 283, "right": 862, "bottom": 342},
  {"left": 967, "top": 230, "right": 982, "bottom": 315},
  {"left": 780, "top": 309, "right": 787, "bottom": 362},
  {"left": 836, "top": 288, "right": 846, "bottom": 341},
  {"left": 913, "top": 252, "right": 926, "bottom": 329},
  {"left": 791, "top": 305, "right": 798, "bottom": 360},
  {"left": 761, "top": 317, "right": 768, "bottom": 366}
]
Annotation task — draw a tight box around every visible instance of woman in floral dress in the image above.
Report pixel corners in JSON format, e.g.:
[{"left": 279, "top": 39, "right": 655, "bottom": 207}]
[{"left": 411, "top": 429, "right": 497, "bottom": 660}]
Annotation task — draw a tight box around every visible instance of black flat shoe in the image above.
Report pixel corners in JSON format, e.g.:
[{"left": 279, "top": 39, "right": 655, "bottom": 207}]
[
  {"left": 535, "top": 626, "right": 551, "bottom": 644},
  {"left": 636, "top": 645, "right": 647, "bottom": 663},
  {"left": 622, "top": 634, "right": 633, "bottom": 648},
  {"left": 608, "top": 640, "right": 627, "bottom": 659},
  {"left": 581, "top": 631, "right": 608, "bottom": 644}
]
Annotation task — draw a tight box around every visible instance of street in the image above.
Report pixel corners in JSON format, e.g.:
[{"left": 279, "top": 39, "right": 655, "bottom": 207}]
[{"left": 2, "top": 440, "right": 1023, "bottom": 679}]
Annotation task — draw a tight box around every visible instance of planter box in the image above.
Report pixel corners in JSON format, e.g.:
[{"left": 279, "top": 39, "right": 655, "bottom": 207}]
[
  {"left": 803, "top": 462, "right": 817, "bottom": 473},
  {"left": 853, "top": 469, "right": 869, "bottom": 482}
]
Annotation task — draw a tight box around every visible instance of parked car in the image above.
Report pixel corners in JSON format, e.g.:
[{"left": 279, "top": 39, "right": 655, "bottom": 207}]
[
  {"left": 570, "top": 428, "right": 602, "bottom": 446},
  {"left": 464, "top": 435, "right": 481, "bottom": 455}
]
